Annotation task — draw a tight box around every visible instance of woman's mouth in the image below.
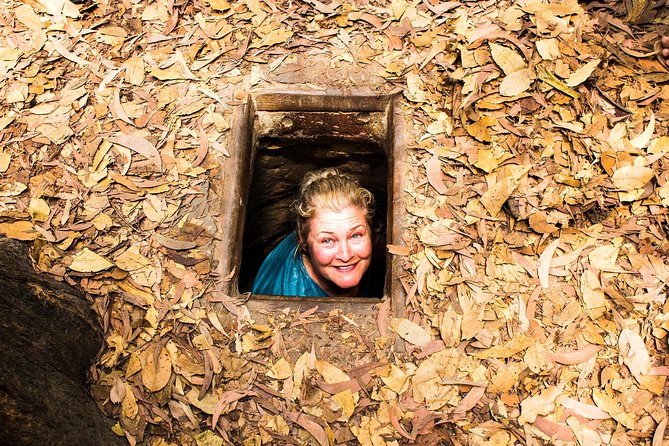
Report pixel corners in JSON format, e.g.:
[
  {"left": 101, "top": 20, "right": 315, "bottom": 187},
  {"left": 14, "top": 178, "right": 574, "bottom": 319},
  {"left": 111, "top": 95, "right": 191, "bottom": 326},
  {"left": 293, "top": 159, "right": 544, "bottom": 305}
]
[{"left": 334, "top": 264, "right": 356, "bottom": 272}]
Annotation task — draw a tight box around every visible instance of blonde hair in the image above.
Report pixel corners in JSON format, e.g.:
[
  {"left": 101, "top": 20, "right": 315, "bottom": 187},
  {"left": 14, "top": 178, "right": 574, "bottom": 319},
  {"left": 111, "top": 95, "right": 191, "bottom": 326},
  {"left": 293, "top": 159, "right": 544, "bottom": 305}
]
[{"left": 293, "top": 168, "right": 374, "bottom": 249}]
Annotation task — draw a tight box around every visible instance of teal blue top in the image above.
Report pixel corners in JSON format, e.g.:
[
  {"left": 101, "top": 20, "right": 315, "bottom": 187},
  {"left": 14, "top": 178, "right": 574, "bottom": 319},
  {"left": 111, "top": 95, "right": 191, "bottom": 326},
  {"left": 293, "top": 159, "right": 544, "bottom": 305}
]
[{"left": 251, "top": 232, "right": 328, "bottom": 297}]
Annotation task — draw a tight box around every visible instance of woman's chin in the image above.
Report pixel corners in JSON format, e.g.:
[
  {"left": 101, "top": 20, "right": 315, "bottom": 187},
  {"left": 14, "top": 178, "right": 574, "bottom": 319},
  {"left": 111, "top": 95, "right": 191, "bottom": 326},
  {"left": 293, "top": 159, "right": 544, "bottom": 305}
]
[{"left": 329, "top": 276, "right": 362, "bottom": 292}]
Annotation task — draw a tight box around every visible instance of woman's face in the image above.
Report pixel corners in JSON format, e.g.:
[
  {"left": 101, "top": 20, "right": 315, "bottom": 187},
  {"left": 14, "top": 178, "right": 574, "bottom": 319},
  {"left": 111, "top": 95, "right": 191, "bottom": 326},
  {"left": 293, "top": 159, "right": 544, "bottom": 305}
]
[{"left": 303, "top": 205, "right": 372, "bottom": 295}]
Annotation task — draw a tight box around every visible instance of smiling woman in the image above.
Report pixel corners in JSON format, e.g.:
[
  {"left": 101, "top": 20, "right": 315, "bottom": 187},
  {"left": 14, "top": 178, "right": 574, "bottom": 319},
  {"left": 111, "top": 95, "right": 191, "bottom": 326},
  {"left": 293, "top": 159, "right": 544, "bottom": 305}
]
[{"left": 251, "top": 169, "right": 375, "bottom": 297}]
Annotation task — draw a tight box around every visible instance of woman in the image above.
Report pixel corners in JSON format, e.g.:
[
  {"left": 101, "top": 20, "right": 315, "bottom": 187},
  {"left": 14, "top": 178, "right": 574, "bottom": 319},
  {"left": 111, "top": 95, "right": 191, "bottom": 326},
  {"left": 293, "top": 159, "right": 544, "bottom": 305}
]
[{"left": 251, "top": 168, "right": 374, "bottom": 297}]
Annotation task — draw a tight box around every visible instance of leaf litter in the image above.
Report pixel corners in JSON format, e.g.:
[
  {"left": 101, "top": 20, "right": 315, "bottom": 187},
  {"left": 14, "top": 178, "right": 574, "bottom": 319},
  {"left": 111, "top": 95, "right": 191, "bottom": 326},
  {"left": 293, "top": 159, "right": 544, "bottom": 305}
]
[{"left": 1, "top": 0, "right": 669, "bottom": 444}]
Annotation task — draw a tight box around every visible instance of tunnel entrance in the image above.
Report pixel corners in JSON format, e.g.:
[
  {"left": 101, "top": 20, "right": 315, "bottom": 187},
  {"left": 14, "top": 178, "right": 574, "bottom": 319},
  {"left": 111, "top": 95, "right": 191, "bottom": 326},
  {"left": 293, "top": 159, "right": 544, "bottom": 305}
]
[
  {"left": 239, "top": 136, "right": 388, "bottom": 296},
  {"left": 217, "top": 92, "right": 407, "bottom": 315}
]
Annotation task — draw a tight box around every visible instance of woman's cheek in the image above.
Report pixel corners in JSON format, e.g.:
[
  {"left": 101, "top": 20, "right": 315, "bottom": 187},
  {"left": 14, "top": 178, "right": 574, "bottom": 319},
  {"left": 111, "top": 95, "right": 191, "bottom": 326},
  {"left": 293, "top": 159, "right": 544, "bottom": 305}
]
[{"left": 311, "top": 244, "right": 335, "bottom": 266}]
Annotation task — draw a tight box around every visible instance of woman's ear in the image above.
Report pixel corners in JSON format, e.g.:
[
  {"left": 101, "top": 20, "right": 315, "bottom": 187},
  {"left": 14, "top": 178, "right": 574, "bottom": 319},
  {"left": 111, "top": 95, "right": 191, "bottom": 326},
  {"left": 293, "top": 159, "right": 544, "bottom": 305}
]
[{"left": 297, "top": 235, "right": 307, "bottom": 254}]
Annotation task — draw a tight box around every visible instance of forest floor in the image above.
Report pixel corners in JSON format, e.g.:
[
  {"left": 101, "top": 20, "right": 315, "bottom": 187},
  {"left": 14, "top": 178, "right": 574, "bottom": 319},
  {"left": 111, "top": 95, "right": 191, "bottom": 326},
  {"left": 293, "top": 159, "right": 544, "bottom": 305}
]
[{"left": 2, "top": 0, "right": 669, "bottom": 445}]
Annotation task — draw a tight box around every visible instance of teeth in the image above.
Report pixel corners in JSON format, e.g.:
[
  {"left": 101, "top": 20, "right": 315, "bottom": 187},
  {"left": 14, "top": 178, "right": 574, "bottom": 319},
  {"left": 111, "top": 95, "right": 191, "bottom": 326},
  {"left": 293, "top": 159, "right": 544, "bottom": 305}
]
[{"left": 336, "top": 265, "right": 354, "bottom": 271}]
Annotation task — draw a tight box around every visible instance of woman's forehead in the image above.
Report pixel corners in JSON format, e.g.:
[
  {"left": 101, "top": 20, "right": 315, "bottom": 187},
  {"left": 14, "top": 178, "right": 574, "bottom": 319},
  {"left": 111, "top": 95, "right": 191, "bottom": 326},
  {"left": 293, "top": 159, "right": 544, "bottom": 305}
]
[{"left": 309, "top": 205, "right": 368, "bottom": 233}]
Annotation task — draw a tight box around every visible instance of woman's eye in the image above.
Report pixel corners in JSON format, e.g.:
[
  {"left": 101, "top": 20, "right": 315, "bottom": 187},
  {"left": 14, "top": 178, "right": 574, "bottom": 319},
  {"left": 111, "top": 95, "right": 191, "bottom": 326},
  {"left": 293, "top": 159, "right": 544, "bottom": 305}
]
[{"left": 322, "top": 238, "right": 333, "bottom": 244}]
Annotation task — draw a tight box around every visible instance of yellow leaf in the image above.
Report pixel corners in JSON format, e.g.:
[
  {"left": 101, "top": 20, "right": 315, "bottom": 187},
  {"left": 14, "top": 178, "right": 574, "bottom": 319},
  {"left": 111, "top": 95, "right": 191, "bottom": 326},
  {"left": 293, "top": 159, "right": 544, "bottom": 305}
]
[
  {"left": 204, "top": 0, "right": 231, "bottom": 11},
  {"left": 69, "top": 248, "right": 114, "bottom": 273},
  {"left": 648, "top": 135, "right": 669, "bottom": 153},
  {"left": 195, "top": 430, "right": 225, "bottom": 446},
  {"left": 474, "top": 148, "right": 501, "bottom": 173},
  {"left": 426, "top": 111, "right": 452, "bottom": 136},
  {"left": 566, "top": 59, "right": 600, "bottom": 87},
  {"left": 252, "top": 28, "right": 293, "bottom": 49},
  {"left": 389, "top": 318, "right": 432, "bottom": 346},
  {"left": 143, "top": 194, "right": 166, "bottom": 223},
  {"left": 404, "top": 71, "right": 427, "bottom": 103},
  {"left": 115, "top": 245, "right": 152, "bottom": 272},
  {"left": 111, "top": 422, "right": 125, "bottom": 436},
  {"left": 121, "top": 383, "right": 138, "bottom": 419},
  {"left": 630, "top": 111, "right": 655, "bottom": 150},
  {"left": 588, "top": 243, "right": 619, "bottom": 270},
  {"left": 123, "top": 56, "right": 145, "bottom": 86},
  {"left": 489, "top": 42, "right": 526, "bottom": 74},
  {"left": 480, "top": 163, "right": 529, "bottom": 214},
  {"left": 0, "top": 221, "right": 38, "bottom": 241},
  {"left": 466, "top": 115, "right": 496, "bottom": 142},
  {"left": 315, "top": 362, "right": 357, "bottom": 422},
  {"left": 618, "top": 329, "right": 652, "bottom": 380},
  {"left": 263, "top": 414, "right": 290, "bottom": 435},
  {"left": 140, "top": 343, "right": 172, "bottom": 392},
  {"left": 611, "top": 165, "right": 654, "bottom": 191},
  {"left": 267, "top": 358, "right": 293, "bottom": 380},
  {"left": 291, "top": 352, "right": 311, "bottom": 401},
  {"left": 518, "top": 386, "right": 562, "bottom": 424},
  {"left": 0, "top": 181, "right": 27, "bottom": 197},
  {"left": 316, "top": 360, "right": 350, "bottom": 383},
  {"left": 92, "top": 213, "right": 113, "bottom": 231},
  {"left": 380, "top": 364, "right": 410, "bottom": 394},
  {"left": 333, "top": 389, "right": 356, "bottom": 421},
  {"left": 537, "top": 65, "right": 580, "bottom": 99},
  {"left": 499, "top": 68, "right": 533, "bottom": 97},
  {"left": 580, "top": 268, "right": 608, "bottom": 320},
  {"left": 0, "top": 152, "right": 10, "bottom": 172},
  {"left": 536, "top": 38, "right": 560, "bottom": 60},
  {"left": 476, "top": 333, "right": 535, "bottom": 359},
  {"left": 125, "top": 352, "right": 142, "bottom": 378},
  {"left": 186, "top": 389, "right": 219, "bottom": 414},
  {"left": 241, "top": 325, "right": 274, "bottom": 352},
  {"left": 592, "top": 389, "right": 636, "bottom": 429},
  {"left": 15, "top": 4, "right": 43, "bottom": 31}
]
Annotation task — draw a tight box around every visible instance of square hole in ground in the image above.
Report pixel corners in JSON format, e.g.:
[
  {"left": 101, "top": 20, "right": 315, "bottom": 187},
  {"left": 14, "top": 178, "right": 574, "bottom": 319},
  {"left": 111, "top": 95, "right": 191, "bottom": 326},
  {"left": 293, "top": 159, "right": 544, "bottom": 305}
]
[{"left": 217, "top": 92, "right": 407, "bottom": 316}]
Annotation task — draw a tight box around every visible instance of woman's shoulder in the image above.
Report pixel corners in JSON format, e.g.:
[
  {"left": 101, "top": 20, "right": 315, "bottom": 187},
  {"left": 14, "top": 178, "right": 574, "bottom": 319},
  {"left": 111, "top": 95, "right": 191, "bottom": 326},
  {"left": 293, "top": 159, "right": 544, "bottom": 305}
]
[{"left": 251, "top": 232, "right": 326, "bottom": 297}]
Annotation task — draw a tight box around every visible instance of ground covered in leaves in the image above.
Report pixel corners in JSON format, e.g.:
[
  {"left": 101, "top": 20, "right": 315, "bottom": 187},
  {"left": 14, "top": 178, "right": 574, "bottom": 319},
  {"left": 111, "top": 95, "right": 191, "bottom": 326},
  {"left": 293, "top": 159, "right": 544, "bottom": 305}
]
[{"left": 2, "top": 0, "right": 669, "bottom": 444}]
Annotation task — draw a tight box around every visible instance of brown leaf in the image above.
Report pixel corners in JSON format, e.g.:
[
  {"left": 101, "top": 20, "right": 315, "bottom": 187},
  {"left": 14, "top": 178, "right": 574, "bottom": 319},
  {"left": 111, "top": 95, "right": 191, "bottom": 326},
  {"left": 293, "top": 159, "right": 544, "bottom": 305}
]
[
  {"left": 109, "top": 134, "right": 163, "bottom": 171},
  {"left": 376, "top": 298, "right": 391, "bottom": 337},
  {"left": 140, "top": 343, "right": 172, "bottom": 392},
  {"left": 390, "top": 318, "right": 431, "bottom": 346},
  {"left": 548, "top": 344, "right": 601, "bottom": 365},
  {"left": 285, "top": 411, "right": 331, "bottom": 446},
  {"left": 426, "top": 151, "right": 447, "bottom": 194},
  {"left": 153, "top": 233, "right": 197, "bottom": 250},
  {"left": 0, "top": 221, "right": 38, "bottom": 241}
]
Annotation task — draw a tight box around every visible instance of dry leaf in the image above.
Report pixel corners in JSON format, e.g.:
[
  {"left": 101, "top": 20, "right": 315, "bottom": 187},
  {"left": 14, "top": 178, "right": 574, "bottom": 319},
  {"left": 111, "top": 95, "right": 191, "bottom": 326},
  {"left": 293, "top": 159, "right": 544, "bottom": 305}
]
[
  {"left": 536, "top": 38, "right": 560, "bottom": 60},
  {"left": 140, "top": 343, "right": 172, "bottom": 392},
  {"left": 618, "top": 329, "right": 652, "bottom": 379},
  {"left": 109, "top": 134, "right": 163, "bottom": 171},
  {"left": 499, "top": 68, "right": 533, "bottom": 96},
  {"left": 548, "top": 343, "right": 601, "bottom": 365},
  {"left": 267, "top": 358, "right": 292, "bottom": 380},
  {"left": 0, "top": 221, "right": 38, "bottom": 241},
  {"left": 538, "top": 238, "right": 560, "bottom": 289},
  {"left": 426, "top": 151, "right": 447, "bottom": 194},
  {"left": 611, "top": 165, "right": 654, "bottom": 191},
  {"left": 630, "top": 112, "right": 655, "bottom": 149},
  {"left": 69, "top": 248, "right": 114, "bottom": 273},
  {"left": 592, "top": 389, "right": 636, "bottom": 428},
  {"left": 490, "top": 42, "right": 526, "bottom": 74},
  {"left": 389, "top": 318, "right": 432, "bottom": 346},
  {"left": 519, "top": 386, "right": 562, "bottom": 424},
  {"left": 566, "top": 59, "right": 600, "bottom": 87}
]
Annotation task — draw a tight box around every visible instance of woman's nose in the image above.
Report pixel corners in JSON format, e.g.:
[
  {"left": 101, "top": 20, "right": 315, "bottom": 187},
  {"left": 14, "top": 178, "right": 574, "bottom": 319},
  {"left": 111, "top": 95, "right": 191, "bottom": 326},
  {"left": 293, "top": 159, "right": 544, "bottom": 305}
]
[{"left": 337, "top": 241, "right": 353, "bottom": 261}]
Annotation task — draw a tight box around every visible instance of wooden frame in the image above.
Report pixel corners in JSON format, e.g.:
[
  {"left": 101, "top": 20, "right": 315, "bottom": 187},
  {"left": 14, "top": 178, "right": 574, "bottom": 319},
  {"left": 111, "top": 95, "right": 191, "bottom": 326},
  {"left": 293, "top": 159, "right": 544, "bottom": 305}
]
[{"left": 216, "top": 92, "right": 407, "bottom": 320}]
